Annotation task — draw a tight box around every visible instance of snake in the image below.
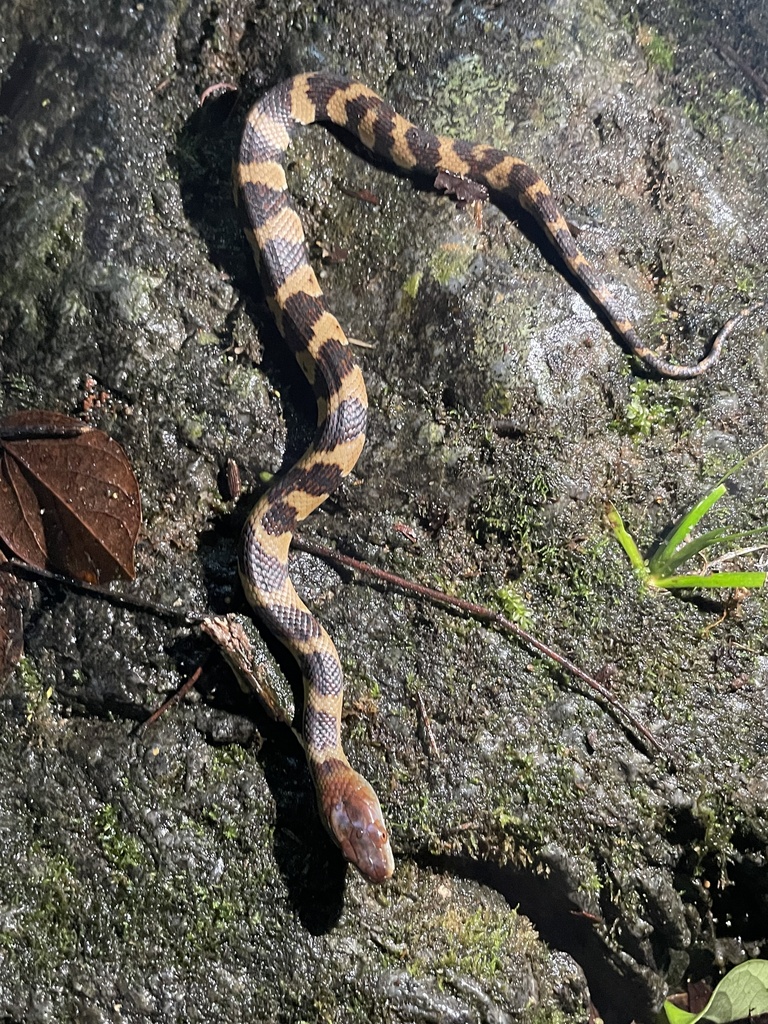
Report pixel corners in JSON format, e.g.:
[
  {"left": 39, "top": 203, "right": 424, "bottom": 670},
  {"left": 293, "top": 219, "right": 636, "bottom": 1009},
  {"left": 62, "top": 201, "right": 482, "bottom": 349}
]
[{"left": 233, "top": 71, "right": 745, "bottom": 883}]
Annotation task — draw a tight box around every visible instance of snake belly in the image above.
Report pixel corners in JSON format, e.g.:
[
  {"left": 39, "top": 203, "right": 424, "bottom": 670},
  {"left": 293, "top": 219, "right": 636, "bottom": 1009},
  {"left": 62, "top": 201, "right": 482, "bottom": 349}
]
[{"left": 234, "top": 72, "right": 733, "bottom": 883}]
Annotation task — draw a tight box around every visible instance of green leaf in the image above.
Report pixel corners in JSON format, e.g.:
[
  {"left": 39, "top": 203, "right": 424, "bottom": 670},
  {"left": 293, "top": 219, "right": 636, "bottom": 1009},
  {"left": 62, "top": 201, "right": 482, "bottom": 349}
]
[
  {"left": 661, "top": 1002, "right": 697, "bottom": 1024},
  {"left": 662, "top": 960, "right": 768, "bottom": 1024}
]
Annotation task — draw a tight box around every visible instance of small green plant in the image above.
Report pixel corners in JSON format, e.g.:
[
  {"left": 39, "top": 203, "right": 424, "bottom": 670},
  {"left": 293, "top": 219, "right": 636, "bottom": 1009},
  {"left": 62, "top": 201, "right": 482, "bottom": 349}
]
[
  {"left": 659, "top": 958, "right": 768, "bottom": 1023},
  {"left": 618, "top": 379, "right": 685, "bottom": 438},
  {"left": 607, "top": 453, "right": 768, "bottom": 592},
  {"left": 495, "top": 584, "right": 533, "bottom": 628},
  {"left": 638, "top": 24, "right": 676, "bottom": 73},
  {"left": 94, "top": 803, "right": 145, "bottom": 875}
]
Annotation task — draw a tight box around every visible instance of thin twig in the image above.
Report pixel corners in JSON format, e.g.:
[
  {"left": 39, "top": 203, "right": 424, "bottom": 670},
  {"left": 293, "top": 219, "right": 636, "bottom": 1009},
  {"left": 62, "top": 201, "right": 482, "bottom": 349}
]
[
  {"left": 143, "top": 663, "right": 206, "bottom": 728},
  {"left": 0, "top": 559, "right": 202, "bottom": 624},
  {"left": 414, "top": 688, "right": 440, "bottom": 758},
  {"left": 3, "top": 540, "right": 663, "bottom": 754},
  {"left": 715, "top": 42, "right": 768, "bottom": 101},
  {"left": 291, "top": 536, "right": 664, "bottom": 755}
]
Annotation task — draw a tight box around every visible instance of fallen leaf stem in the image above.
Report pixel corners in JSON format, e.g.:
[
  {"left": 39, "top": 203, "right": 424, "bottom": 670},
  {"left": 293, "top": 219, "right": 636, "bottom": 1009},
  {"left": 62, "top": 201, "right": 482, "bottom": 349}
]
[{"left": 291, "top": 536, "right": 663, "bottom": 755}]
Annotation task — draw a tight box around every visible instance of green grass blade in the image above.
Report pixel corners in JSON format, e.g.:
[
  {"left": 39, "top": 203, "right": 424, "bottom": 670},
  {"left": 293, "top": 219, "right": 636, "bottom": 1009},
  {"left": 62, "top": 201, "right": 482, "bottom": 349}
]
[
  {"left": 663, "top": 525, "right": 768, "bottom": 573},
  {"left": 605, "top": 503, "right": 647, "bottom": 574},
  {"left": 655, "top": 528, "right": 731, "bottom": 573},
  {"left": 651, "top": 483, "right": 727, "bottom": 576},
  {"left": 714, "top": 440, "right": 768, "bottom": 487},
  {"left": 650, "top": 571, "right": 766, "bottom": 590}
]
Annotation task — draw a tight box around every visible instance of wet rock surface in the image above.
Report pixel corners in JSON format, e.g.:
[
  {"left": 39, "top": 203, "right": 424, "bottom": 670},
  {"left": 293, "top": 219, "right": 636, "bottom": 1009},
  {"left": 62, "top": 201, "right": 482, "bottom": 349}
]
[{"left": 1, "top": 0, "right": 767, "bottom": 1021}]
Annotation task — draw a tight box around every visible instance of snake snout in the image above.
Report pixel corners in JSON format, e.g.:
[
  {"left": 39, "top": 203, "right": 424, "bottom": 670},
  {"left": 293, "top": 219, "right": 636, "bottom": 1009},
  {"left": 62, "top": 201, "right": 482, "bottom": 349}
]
[{"left": 328, "top": 775, "right": 395, "bottom": 883}]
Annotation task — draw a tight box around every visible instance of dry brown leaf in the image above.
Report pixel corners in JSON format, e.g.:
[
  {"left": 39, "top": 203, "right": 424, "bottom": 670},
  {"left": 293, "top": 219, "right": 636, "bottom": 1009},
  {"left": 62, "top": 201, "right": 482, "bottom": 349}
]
[{"left": 0, "top": 410, "right": 141, "bottom": 583}]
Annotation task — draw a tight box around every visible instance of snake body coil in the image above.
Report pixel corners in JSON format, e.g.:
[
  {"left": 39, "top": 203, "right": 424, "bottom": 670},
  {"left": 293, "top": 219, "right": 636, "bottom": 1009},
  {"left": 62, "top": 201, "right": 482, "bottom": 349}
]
[{"left": 234, "top": 72, "right": 737, "bottom": 883}]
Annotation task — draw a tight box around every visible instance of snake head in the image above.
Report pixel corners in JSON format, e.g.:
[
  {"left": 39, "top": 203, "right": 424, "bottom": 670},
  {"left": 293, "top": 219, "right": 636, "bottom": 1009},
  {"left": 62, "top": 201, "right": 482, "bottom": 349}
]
[{"left": 326, "top": 771, "right": 395, "bottom": 884}]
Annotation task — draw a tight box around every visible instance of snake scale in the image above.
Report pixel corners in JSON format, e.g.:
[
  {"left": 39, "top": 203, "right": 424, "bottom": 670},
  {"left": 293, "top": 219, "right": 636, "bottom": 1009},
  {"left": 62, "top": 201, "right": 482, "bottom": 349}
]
[{"left": 234, "top": 72, "right": 742, "bottom": 883}]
